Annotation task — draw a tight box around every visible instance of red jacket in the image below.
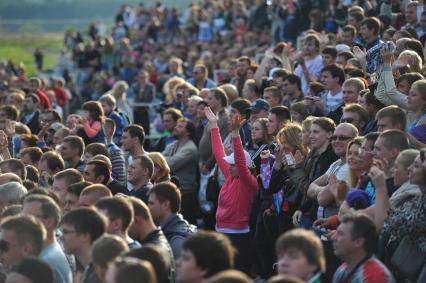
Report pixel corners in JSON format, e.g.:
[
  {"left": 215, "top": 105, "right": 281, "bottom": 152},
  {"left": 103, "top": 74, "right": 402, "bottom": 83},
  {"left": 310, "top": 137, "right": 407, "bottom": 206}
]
[{"left": 212, "top": 127, "right": 258, "bottom": 230}]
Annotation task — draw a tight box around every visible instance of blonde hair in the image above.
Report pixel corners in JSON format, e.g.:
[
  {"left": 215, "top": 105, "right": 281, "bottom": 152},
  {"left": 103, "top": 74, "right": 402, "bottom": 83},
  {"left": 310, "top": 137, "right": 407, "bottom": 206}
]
[
  {"left": 169, "top": 57, "right": 183, "bottom": 74},
  {"left": 99, "top": 94, "right": 117, "bottom": 107},
  {"left": 301, "top": 116, "right": 316, "bottom": 131},
  {"left": 147, "top": 152, "right": 170, "bottom": 181},
  {"left": 399, "top": 50, "right": 422, "bottom": 72},
  {"left": 277, "top": 123, "right": 308, "bottom": 157},
  {"left": 220, "top": 84, "right": 239, "bottom": 103},
  {"left": 112, "top": 81, "right": 129, "bottom": 101},
  {"left": 163, "top": 77, "right": 186, "bottom": 103}
]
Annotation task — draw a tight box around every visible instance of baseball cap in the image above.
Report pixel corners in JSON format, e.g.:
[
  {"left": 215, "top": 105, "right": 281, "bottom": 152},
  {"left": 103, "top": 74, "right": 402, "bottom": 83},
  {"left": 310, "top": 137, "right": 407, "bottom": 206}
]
[
  {"left": 345, "top": 189, "right": 371, "bottom": 210},
  {"left": 223, "top": 150, "right": 253, "bottom": 167},
  {"left": 248, "top": 99, "right": 270, "bottom": 113}
]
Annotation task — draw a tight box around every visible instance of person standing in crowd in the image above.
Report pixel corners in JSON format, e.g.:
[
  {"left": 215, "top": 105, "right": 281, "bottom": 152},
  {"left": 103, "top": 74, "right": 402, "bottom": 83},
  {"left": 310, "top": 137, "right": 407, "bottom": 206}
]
[
  {"left": 147, "top": 181, "right": 196, "bottom": 259},
  {"left": 206, "top": 106, "right": 257, "bottom": 273},
  {"left": 1, "top": 2, "right": 426, "bottom": 282},
  {"left": 162, "top": 118, "right": 199, "bottom": 224}
]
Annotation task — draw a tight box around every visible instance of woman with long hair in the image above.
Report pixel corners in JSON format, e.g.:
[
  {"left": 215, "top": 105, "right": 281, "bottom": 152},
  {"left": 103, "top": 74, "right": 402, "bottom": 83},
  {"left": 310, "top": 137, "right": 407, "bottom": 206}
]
[
  {"left": 245, "top": 118, "right": 273, "bottom": 174},
  {"left": 82, "top": 101, "right": 106, "bottom": 144},
  {"left": 292, "top": 117, "right": 338, "bottom": 229},
  {"left": 255, "top": 123, "right": 309, "bottom": 278}
]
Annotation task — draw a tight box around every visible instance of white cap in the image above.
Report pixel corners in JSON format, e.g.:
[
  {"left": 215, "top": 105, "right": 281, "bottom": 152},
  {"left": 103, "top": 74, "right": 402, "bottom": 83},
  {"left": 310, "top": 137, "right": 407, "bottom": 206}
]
[
  {"left": 223, "top": 150, "right": 253, "bottom": 167},
  {"left": 268, "top": 67, "right": 282, "bottom": 81},
  {"left": 336, "top": 44, "right": 351, "bottom": 53}
]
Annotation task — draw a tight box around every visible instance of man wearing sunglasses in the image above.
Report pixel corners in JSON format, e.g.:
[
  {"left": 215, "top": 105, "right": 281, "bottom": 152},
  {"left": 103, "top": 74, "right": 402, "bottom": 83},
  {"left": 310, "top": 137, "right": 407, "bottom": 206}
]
[
  {"left": 0, "top": 214, "right": 45, "bottom": 272},
  {"left": 307, "top": 123, "right": 359, "bottom": 217}
]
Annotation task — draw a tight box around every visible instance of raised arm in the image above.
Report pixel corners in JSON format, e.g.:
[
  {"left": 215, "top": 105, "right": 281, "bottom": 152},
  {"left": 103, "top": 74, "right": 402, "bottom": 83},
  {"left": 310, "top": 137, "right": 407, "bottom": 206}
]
[
  {"left": 205, "top": 107, "right": 230, "bottom": 179},
  {"left": 369, "top": 165, "right": 390, "bottom": 232},
  {"left": 230, "top": 114, "right": 258, "bottom": 189}
]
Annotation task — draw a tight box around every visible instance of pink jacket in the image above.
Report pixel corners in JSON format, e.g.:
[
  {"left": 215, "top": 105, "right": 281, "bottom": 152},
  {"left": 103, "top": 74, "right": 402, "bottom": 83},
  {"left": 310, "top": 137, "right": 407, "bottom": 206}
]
[{"left": 212, "top": 127, "right": 258, "bottom": 230}]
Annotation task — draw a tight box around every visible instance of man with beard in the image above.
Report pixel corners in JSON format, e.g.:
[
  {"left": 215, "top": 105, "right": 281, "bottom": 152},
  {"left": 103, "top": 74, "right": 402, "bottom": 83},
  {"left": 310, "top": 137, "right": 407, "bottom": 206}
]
[
  {"left": 162, "top": 118, "right": 199, "bottom": 224},
  {"left": 20, "top": 93, "right": 41, "bottom": 134}
]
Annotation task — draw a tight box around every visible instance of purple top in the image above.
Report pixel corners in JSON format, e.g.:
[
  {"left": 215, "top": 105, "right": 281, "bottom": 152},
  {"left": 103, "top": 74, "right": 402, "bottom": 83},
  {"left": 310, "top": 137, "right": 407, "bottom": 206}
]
[{"left": 409, "top": 124, "right": 426, "bottom": 144}]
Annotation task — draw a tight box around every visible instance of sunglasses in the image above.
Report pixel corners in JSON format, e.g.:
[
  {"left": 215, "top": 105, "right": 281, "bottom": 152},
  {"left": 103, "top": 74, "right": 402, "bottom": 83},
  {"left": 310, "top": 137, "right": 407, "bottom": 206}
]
[{"left": 331, "top": 135, "right": 352, "bottom": 141}]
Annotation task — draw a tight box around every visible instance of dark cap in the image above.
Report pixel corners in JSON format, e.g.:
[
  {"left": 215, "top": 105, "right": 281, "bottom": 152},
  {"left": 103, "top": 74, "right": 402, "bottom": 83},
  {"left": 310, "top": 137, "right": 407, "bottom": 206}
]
[
  {"left": 345, "top": 189, "right": 371, "bottom": 210},
  {"left": 248, "top": 99, "right": 270, "bottom": 113}
]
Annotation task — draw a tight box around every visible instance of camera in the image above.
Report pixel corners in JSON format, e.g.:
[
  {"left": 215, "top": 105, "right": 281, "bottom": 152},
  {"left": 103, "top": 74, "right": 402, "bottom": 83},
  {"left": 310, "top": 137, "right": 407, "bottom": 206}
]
[{"left": 384, "top": 41, "right": 395, "bottom": 52}]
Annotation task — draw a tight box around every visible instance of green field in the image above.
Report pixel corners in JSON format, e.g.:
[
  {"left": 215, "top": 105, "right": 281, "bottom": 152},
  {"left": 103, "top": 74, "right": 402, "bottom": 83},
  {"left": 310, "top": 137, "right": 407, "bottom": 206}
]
[{"left": 0, "top": 34, "right": 64, "bottom": 76}]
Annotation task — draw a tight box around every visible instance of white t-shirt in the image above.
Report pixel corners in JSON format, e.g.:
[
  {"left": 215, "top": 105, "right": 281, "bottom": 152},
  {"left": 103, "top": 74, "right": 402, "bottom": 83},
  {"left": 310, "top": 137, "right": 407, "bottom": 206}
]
[
  {"left": 326, "top": 90, "right": 344, "bottom": 113},
  {"left": 294, "top": 54, "right": 324, "bottom": 95},
  {"left": 326, "top": 159, "right": 349, "bottom": 184}
]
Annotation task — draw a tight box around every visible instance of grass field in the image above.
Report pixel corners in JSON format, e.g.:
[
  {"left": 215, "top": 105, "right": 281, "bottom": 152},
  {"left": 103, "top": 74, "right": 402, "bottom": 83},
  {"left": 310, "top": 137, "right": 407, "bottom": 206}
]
[{"left": 0, "top": 34, "right": 64, "bottom": 76}]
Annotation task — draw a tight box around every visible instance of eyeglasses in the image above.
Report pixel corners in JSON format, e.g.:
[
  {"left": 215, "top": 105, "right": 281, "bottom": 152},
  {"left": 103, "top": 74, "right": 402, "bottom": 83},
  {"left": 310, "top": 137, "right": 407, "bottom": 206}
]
[
  {"left": 340, "top": 117, "right": 360, "bottom": 123},
  {"left": 331, "top": 135, "right": 352, "bottom": 141},
  {"left": 0, "top": 239, "right": 20, "bottom": 253}
]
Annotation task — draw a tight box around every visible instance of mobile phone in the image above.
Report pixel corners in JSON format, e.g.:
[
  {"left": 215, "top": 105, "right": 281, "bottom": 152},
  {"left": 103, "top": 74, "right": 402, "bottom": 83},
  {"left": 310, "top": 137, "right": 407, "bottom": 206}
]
[{"left": 285, "top": 153, "right": 295, "bottom": 166}]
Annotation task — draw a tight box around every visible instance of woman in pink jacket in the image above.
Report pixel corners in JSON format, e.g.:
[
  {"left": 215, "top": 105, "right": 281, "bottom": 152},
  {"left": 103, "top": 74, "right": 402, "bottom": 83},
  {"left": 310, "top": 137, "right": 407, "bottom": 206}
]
[{"left": 205, "top": 107, "right": 258, "bottom": 273}]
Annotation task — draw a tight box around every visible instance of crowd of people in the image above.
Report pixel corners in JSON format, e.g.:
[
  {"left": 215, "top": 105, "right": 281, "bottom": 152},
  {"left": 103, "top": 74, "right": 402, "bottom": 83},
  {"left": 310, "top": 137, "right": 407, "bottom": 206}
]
[{"left": 0, "top": 0, "right": 426, "bottom": 283}]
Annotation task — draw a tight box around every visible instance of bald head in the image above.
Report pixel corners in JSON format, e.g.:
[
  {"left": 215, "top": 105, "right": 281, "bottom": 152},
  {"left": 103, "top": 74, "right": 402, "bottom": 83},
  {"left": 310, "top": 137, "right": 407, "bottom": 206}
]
[{"left": 332, "top": 123, "right": 359, "bottom": 157}]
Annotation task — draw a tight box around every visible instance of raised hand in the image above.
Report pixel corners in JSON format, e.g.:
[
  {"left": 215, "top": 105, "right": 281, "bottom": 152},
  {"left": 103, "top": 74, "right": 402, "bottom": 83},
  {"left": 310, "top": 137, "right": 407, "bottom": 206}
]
[
  {"left": 380, "top": 44, "right": 394, "bottom": 65},
  {"left": 230, "top": 114, "right": 245, "bottom": 133},
  {"left": 368, "top": 165, "right": 387, "bottom": 192},
  {"left": 204, "top": 107, "right": 218, "bottom": 125}
]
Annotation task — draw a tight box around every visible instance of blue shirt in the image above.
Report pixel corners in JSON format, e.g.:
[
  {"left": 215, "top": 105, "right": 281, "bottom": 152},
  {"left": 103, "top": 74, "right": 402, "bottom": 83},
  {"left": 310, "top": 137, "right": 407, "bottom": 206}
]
[{"left": 40, "top": 240, "right": 73, "bottom": 283}]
